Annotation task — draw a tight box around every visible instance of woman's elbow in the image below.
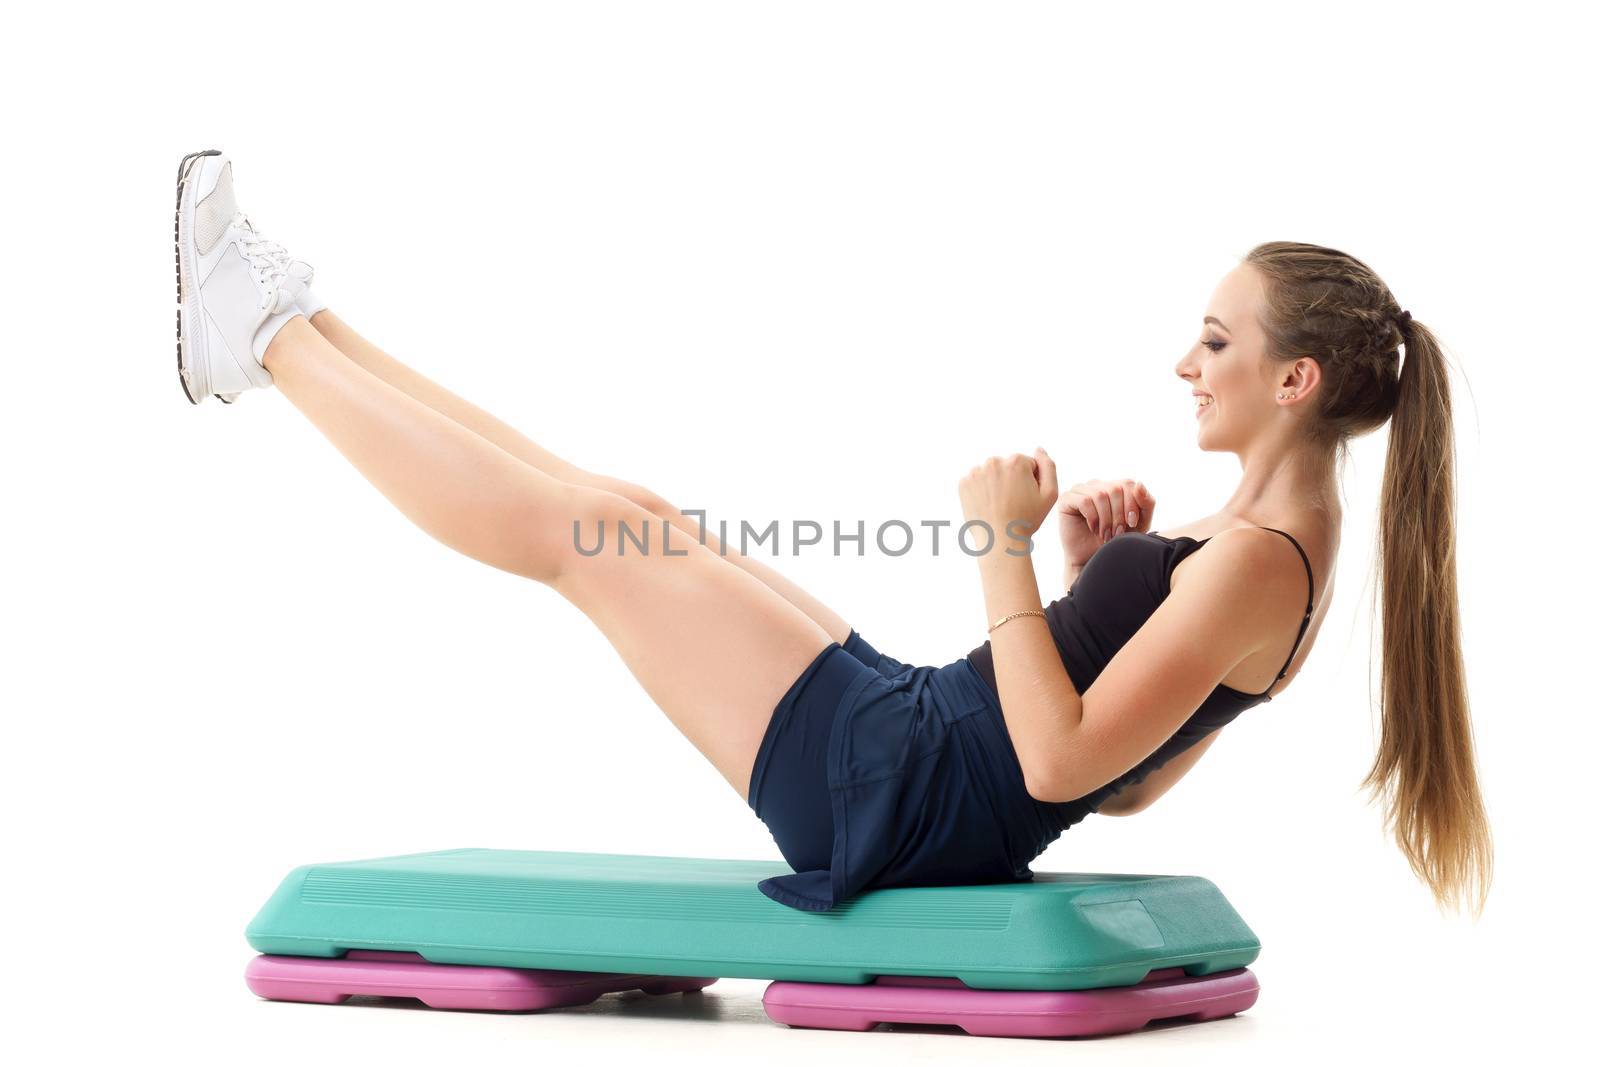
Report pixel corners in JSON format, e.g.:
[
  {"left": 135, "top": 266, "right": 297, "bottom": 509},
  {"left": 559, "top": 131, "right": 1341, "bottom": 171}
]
[
  {"left": 1024, "top": 768, "right": 1089, "bottom": 806},
  {"left": 1024, "top": 774, "right": 1058, "bottom": 804}
]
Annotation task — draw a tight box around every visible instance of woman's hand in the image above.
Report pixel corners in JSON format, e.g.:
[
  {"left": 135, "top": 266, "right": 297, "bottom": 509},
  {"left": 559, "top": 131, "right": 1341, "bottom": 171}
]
[
  {"left": 958, "top": 448, "right": 1060, "bottom": 553},
  {"left": 1058, "top": 478, "right": 1156, "bottom": 566}
]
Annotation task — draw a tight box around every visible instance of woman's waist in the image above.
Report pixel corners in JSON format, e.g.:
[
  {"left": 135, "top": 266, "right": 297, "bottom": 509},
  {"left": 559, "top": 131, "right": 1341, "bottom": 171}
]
[
  {"left": 875, "top": 655, "right": 998, "bottom": 727},
  {"left": 942, "top": 665, "right": 1071, "bottom": 861}
]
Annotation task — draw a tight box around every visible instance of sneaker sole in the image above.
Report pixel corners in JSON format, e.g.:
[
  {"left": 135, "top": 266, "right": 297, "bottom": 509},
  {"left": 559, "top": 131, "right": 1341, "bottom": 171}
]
[{"left": 174, "top": 149, "right": 224, "bottom": 405}]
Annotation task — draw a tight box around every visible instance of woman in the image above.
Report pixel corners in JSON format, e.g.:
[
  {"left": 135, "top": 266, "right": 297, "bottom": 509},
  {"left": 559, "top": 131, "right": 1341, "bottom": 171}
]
[{"left": 175, "top": 150, "right": 1492, "bottom": 917}]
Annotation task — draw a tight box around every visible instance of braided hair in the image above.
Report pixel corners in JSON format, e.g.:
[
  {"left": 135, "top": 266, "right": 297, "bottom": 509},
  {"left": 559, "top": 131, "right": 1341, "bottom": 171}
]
[{"left": 1243, "top": 240, "right": 1492, "bottom": 918}]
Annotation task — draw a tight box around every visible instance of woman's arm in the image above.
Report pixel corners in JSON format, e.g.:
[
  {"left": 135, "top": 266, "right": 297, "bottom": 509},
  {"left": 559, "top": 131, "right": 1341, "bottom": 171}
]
[
  {"left": 961, "top": 456, "right": 1285, "bottom": 808},
  {"left": 1096, "top": 729, "right": 1222, "bottom": 815},
  {"left": 979, "top": 548, "right": 1084, "bottom": 801},
  {"left": 1034, "top": 529, "right": 1291, "bottom": 803},
  {"left": 958, "top": 449, "right": 1084, "bottom": 801}
]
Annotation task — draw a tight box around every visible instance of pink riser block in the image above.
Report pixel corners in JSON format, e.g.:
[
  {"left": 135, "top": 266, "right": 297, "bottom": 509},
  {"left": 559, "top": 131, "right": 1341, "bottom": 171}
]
[
  {"left": 245, "top": 951, "right": 717, "bottom": 1011},
  {"left": 246, "top": 952, "right": 1257, "bottom": 1037},
  {"left": 763, "top": 966, "right": 1260, "bottom": 1038}
]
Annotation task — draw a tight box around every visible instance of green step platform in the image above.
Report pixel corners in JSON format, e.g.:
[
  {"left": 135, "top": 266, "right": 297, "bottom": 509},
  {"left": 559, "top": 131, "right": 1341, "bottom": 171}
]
[{"left": 245, "top": 848, "right": 1260, "bottom": 991}]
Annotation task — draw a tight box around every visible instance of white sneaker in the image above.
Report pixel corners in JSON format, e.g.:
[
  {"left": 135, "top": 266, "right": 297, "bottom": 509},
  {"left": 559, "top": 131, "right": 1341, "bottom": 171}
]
[
  {"left": 210, "top": 261, "right": 324, "bottom": 405},
  {"left": 173, "top": 150, "right": 304, "bottom": 404}
]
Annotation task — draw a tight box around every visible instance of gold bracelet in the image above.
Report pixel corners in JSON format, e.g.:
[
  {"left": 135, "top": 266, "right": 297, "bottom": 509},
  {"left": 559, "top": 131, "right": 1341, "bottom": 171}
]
[{"left": 988, "top": 609, "right": 1046, "bottom": 633}]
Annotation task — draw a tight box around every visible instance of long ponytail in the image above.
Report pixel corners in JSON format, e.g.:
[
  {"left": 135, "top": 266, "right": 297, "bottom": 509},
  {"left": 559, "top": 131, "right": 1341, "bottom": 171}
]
[
  {"left": 1366, "top": 316, "right": 1493, "bottom": 916},
  {"left": 1246, "top": 241, "right": 1493, "bottom": 917}
]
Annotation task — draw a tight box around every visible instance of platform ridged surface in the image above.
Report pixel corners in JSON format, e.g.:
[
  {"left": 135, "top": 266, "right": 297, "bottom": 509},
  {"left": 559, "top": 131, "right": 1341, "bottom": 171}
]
[{"left": 246, "top": 849, "right": 1260, "bottom": 991}]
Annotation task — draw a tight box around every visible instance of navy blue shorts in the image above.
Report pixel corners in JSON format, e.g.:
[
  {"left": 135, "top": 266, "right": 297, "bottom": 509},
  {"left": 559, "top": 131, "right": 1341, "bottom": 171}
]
[{"left": 746, "top": 631, "right": 1063, "bottom": 911}]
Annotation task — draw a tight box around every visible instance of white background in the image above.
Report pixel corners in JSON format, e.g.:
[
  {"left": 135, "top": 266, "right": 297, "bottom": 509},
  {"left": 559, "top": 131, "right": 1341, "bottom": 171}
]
[{"left": 1, "top": 1, "right": 1592, "bottom": 1062}]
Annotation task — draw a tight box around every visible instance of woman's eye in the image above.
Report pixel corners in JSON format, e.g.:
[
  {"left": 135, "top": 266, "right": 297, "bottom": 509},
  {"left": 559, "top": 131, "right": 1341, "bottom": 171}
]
[{"left": 1201, "top": 339, "right": 1226, "bottom": 352}]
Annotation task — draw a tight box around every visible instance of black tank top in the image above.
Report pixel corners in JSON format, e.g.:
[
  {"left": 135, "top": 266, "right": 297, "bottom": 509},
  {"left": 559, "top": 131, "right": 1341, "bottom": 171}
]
[{"left": 965, "top": 526, "right": 1315, "bottom": 827}]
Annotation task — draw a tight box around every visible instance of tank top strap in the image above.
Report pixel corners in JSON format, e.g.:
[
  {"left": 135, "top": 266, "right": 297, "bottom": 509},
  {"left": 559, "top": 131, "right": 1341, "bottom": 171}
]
[{"left": 1256, "top": 526, "right": 1315, "bottom": 697}]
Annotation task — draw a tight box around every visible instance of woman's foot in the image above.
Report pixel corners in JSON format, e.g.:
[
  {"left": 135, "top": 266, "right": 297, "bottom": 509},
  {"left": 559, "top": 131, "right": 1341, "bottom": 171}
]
[{"left": 173, "top": 150, "right": 309, "bottom": 404}]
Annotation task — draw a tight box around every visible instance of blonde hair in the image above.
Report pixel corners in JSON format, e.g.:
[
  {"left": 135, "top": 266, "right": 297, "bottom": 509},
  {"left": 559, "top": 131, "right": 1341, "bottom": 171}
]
[{"left": 1245, "top": 241, "right": 1493, "bottom": 917}]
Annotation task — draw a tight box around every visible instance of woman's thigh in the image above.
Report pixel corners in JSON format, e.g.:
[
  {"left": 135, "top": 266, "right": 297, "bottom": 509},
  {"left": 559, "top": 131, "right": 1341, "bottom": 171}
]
[
  {"left": 550, "top": 485, "right": 836, "bottom": 803},
  {"left": 593, "top": 478, "right": 855, "bottom": 647}
]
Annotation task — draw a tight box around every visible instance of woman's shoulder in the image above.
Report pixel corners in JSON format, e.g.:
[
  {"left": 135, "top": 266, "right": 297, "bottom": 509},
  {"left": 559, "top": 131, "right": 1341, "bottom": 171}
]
[{"left": 1172, "top": 527, "right": 1315, "bottom": 621}]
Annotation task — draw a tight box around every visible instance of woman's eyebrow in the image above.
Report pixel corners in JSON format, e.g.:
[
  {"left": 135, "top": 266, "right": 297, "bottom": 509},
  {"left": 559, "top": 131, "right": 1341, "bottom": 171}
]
[{"left": 1203, "top": 316, "right": 1230, "bottom": 332}]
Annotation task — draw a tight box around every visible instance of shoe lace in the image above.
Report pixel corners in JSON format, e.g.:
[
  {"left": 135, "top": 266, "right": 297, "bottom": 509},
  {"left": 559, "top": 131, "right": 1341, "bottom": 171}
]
[{"left": 234, "top": 214, "right": 293, "bottom": 291}]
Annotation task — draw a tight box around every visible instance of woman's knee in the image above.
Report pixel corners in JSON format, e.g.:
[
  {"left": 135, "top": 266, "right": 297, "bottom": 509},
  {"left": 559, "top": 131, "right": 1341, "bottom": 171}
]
[
  {"left": 546, "top": 484, "right": 664, "bottom": 585},
  {"left": 589, "top": 477, "right": 678, "bottom": 524}
]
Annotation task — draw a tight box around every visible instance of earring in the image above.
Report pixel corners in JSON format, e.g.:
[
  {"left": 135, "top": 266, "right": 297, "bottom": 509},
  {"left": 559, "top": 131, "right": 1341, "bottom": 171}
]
[{"left": 1277, "top": 390, "right": 1297, "bottom": 399}]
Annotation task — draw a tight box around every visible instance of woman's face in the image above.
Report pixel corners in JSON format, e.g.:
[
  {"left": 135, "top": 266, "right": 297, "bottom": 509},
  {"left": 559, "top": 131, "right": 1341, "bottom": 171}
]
[{"left": 1175, "top": 263, "right": 1290, "bottom": 452}]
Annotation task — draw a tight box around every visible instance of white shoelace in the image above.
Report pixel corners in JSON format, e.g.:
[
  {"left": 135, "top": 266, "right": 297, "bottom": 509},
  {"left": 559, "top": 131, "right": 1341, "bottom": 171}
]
[{"left": 233, "top": 213, "right": 293, "bottom": 291}]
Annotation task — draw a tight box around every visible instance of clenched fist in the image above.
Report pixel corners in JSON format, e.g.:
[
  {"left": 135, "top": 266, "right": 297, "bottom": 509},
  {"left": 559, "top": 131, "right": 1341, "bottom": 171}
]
[{"left": 958, "top": 448, "right": 1060, "bottom": 552}]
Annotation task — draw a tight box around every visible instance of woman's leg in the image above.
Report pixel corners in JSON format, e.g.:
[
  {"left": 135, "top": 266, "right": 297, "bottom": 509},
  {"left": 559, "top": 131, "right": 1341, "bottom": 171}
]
[
  {"left": 261, "top": 316, "right": 836, "bottom": 802},
  {"left": 302, "top": 309, "right": 852, "bottom": 644}
]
